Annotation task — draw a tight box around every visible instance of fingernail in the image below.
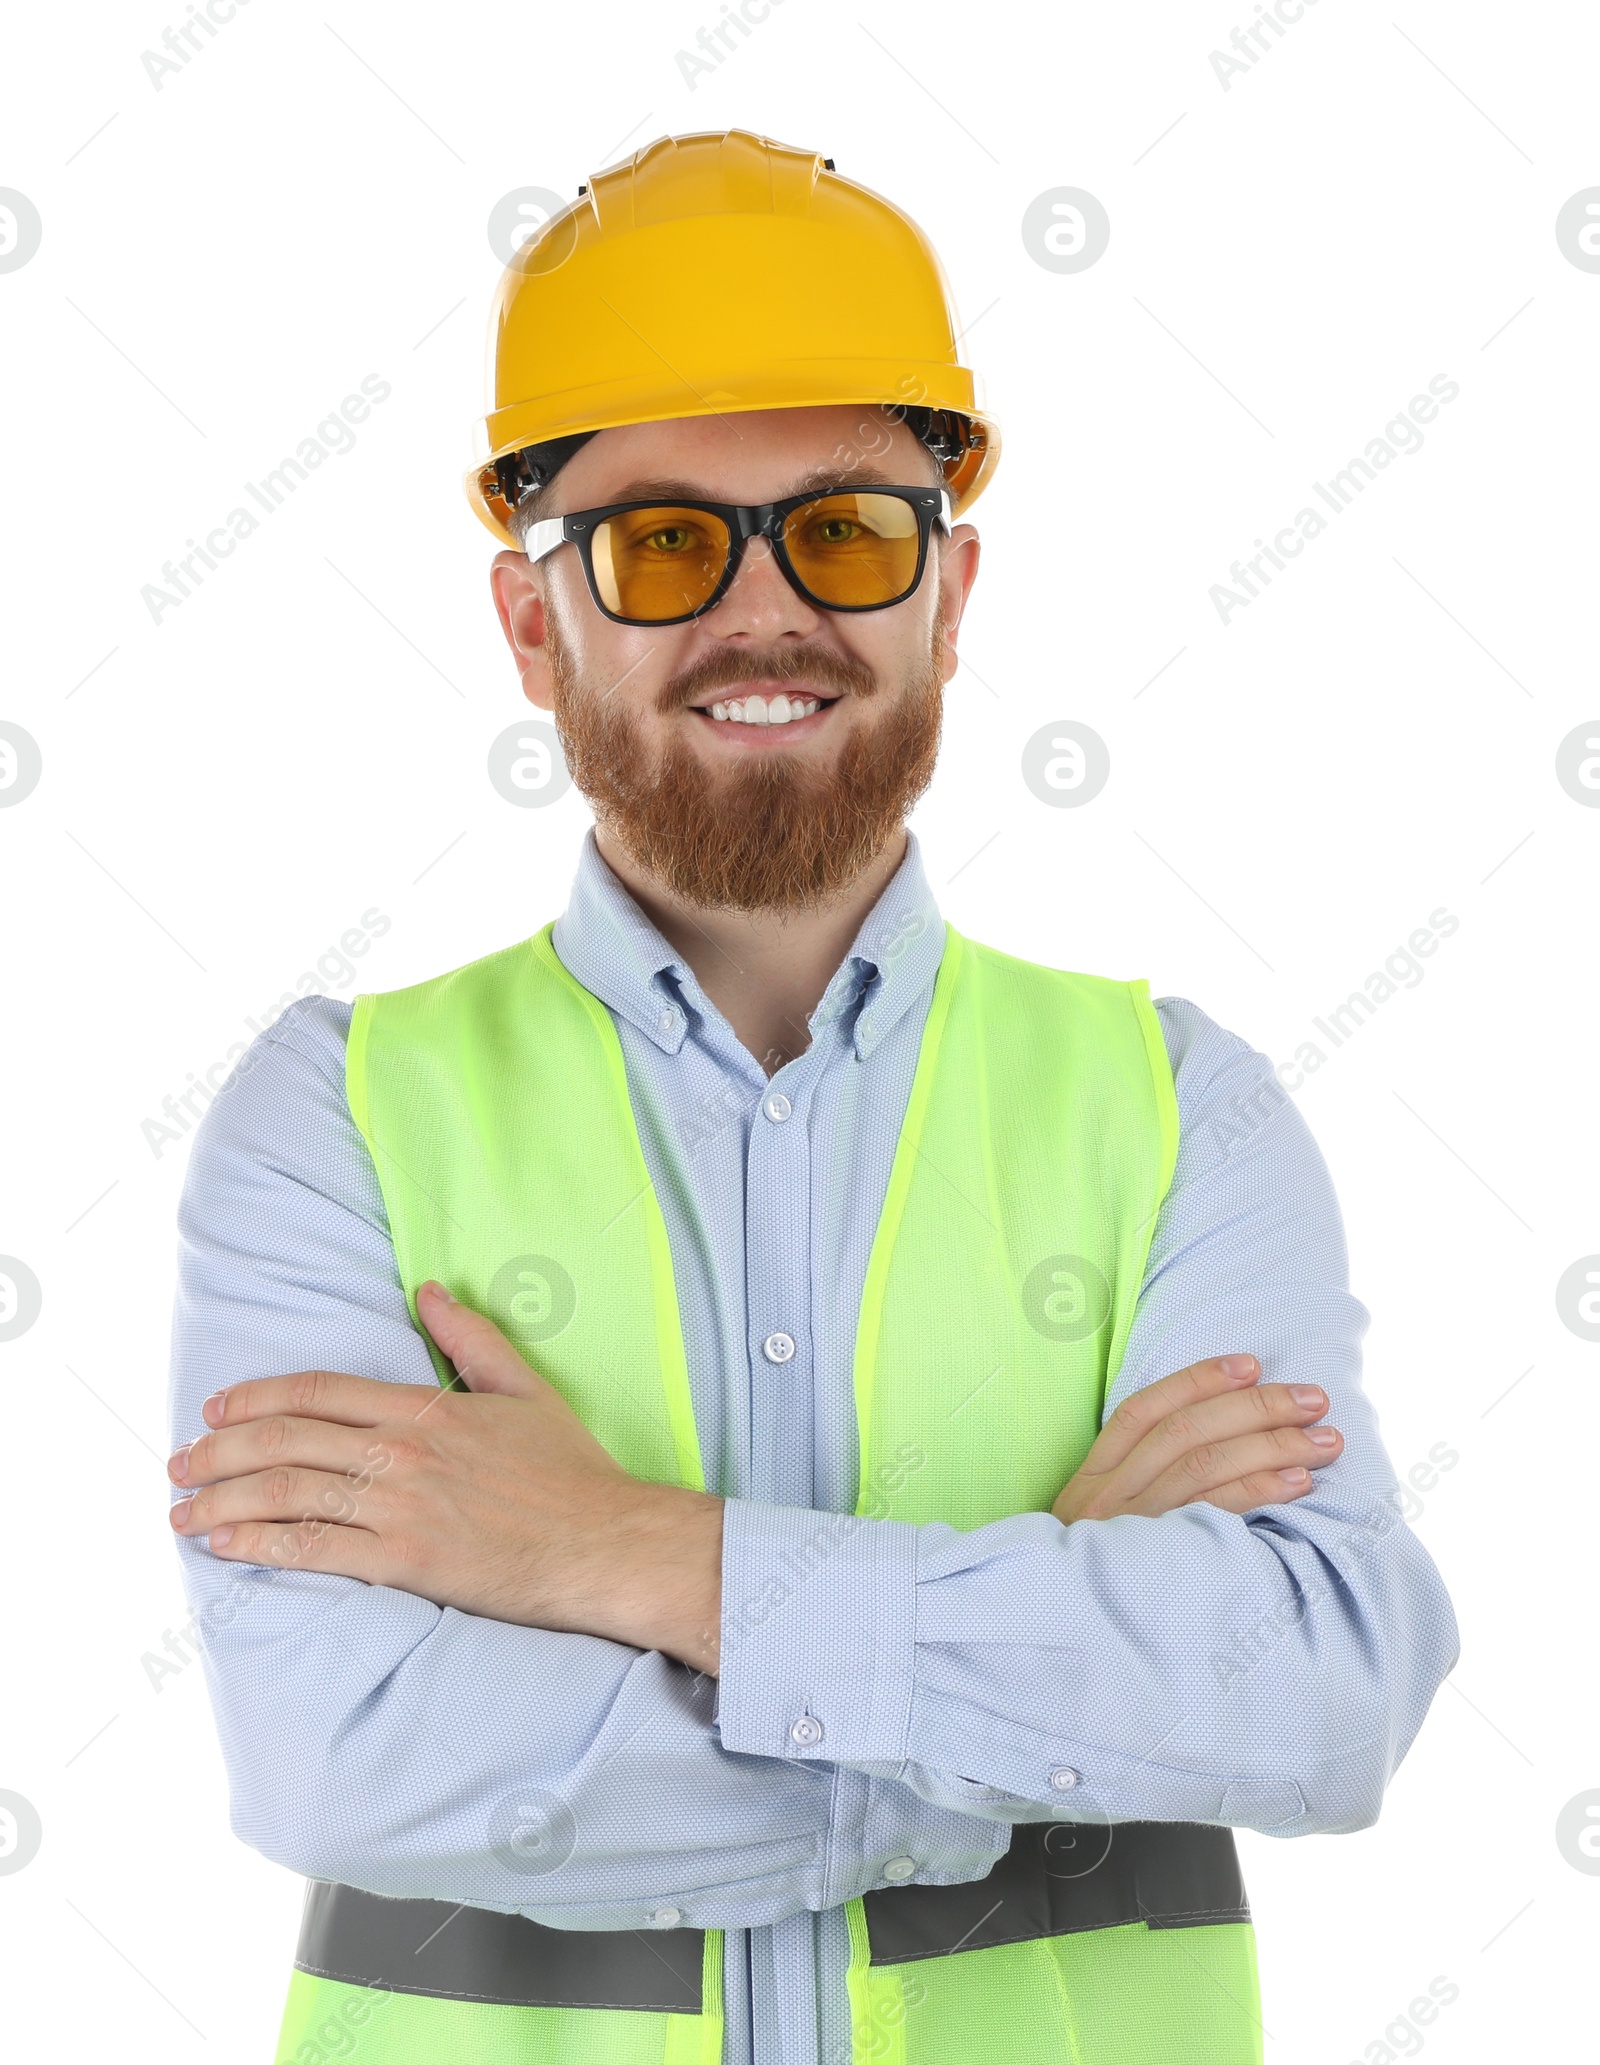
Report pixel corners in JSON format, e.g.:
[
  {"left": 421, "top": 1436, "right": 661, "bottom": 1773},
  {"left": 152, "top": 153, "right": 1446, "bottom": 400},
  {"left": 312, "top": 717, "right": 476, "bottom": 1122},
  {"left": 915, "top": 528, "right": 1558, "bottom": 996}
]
[
  {"left": 1220, "top": 1355, "right": 1256, "bottom": 1380},
  {"left": 1277, "top": 1468, "right": 1309, "bottom": 1488},
  {"left": 202, "top": 1391, "right": 226, "bottom": 1426},
  {"left": 209, "top": 1525, "right": 234, "bottom": 1550},
  {"left": 169, "top": 1444, "right": 193, "bottom": 1482},
  {"left": 423, "top": 1280, "right": 457, "bottom": 1305},
  {"left": 1290, "top": 1385, "right": 1325, "bottom": 1408},
  {"left": 1307, "top": 1427, "right": 1341, "bottom": 1448},
  {"left": 170, "top": 1498, "right": 193, "bottom": 1528}
]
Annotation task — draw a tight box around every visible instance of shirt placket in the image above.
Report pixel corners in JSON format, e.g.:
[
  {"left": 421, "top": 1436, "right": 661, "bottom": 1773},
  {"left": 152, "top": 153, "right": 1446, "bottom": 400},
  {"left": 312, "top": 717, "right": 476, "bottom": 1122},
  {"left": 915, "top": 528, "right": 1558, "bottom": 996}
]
[
  {"left": 744, "top": 1060, "right": 818, "bottom": 1512},
  {"left": 741, "top": 989, "right": 858, "bottom": 2065}
]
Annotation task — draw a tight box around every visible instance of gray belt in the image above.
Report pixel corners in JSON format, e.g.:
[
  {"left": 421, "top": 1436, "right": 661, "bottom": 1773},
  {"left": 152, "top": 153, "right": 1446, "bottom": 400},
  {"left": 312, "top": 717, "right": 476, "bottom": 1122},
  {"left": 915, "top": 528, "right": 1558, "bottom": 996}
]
[{"left": 293, "top": 1821, "right": 1248, "bottom": 2012}]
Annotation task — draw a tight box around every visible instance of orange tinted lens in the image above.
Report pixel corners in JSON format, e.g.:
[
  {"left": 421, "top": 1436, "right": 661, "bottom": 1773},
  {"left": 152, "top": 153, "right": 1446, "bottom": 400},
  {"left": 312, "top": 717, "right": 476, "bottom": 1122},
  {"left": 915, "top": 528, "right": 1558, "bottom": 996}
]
[
  {"left": 589, "top": 506, "right": 731, "bottom": 620},
  {"left": 780, "top": 493, "right": 922, "bottom": 606}
]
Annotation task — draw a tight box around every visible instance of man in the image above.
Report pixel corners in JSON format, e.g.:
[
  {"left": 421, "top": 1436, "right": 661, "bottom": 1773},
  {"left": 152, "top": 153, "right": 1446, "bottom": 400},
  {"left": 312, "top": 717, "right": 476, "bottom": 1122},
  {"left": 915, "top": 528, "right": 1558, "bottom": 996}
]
[{"left": 167, "top": 130, "right": 1456, "bottom": 2065}]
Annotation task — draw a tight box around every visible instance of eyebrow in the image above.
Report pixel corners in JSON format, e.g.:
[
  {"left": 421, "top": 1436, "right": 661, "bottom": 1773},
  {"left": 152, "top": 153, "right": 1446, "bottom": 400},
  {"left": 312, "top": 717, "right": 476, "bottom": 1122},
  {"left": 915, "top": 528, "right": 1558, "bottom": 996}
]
[{"left": 591, "top": 464, "right": 915, "bottom": 504}]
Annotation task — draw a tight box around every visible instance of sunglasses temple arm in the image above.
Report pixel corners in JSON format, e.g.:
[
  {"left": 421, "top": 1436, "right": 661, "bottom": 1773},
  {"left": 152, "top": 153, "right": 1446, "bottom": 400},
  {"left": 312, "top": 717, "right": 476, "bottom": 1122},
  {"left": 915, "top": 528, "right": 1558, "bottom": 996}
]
[{"left": 522, "top": 515, "right": 568, "bottom": 564}]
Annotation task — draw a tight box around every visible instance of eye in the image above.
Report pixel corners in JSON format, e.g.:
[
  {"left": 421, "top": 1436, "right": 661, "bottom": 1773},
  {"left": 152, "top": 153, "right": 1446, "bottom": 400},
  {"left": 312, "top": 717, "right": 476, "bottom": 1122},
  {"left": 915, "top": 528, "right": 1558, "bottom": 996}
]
[
  {"left": 644, "top": 524, "right": 697, "bottom": 553},
  {"left": 809, "top": 517, "right": 861, "bottom": 545}
]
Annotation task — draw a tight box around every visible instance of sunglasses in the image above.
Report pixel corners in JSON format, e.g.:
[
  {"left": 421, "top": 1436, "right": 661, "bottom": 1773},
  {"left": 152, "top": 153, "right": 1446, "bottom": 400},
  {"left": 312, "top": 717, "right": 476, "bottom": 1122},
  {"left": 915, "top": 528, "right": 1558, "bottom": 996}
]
[{"left": 520, "top": 484, "right": 951, "bottom": 627}]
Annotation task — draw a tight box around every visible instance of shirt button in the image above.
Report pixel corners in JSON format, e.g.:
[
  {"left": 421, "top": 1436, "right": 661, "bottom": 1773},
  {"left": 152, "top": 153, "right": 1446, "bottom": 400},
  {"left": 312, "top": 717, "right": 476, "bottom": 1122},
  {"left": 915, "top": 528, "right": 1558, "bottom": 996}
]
[
  {"left": 762, "top": 1332, "right": 796, "bottom": 1364},
  {"left": 789, "top": 1714, "right": 824, "bottom": 1747},
  {"left": 882, "top": 1857, "right": 916, "bottom": 1882},
  {"left": 763, "top": 1091, "right": 792, "bottom": 1123},
  {"left": 1049, "top": 1766, "right": 1081, "bottom": 1791},
  {"left": 658, "top": 1007, "right": 677, "bottom": 1034},
  {"left": 647, "top": 1906, "right": 681, "bottom": 1928}
]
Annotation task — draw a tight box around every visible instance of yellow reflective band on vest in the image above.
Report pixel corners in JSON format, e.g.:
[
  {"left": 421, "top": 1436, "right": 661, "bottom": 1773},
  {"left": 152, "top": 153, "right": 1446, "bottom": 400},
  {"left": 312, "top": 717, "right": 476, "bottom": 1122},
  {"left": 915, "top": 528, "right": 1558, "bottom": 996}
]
[{"left": 275, "top": 920, "right": 1263, "bottom": 2065}]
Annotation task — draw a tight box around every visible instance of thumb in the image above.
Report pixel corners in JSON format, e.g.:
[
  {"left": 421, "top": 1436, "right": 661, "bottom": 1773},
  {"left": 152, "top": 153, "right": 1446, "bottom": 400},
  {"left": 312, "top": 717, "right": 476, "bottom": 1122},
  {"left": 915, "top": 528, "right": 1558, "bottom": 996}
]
[{"left": 415, "top": 1280, "right": 542, "bottom": 1398}]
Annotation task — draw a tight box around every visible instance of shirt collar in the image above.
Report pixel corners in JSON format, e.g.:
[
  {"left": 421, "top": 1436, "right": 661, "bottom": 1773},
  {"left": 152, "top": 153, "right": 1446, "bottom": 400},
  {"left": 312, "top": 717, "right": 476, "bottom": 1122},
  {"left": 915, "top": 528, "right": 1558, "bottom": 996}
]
[
  {"left": 549, "top": 826, "right": 946, "bottom": 1064},
  {"left": 806, "top": 833, "right": 945, "bottom": 1061},
  {"left": 551, "top": 829, "right": 694, "bottom": 1054}
]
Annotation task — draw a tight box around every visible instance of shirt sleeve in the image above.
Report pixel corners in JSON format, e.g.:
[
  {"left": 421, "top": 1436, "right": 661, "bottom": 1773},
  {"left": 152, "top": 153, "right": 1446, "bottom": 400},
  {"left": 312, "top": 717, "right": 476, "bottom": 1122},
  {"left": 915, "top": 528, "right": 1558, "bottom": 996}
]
[
  {"left": 713, "top": 997, "right": 1461, "bottom": 1837},
  {"left": 167, "top": 996, "right": 1010, "bottom": 1931}
]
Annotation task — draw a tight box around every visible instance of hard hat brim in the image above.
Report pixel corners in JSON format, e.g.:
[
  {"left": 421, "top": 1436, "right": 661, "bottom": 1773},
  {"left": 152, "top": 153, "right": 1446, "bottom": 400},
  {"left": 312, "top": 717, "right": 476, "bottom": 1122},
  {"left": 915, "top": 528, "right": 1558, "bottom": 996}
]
[{"left": 466, "top": 380, "right": 999, "bottom": 549}]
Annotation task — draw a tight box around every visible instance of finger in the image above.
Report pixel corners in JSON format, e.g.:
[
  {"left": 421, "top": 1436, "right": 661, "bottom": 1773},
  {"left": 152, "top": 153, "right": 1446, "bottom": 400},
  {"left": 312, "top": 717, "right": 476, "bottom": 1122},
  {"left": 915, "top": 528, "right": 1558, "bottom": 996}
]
[
  {"left": 170, "top": 1465, "right": 391, "bottom": 1541},
  {"left": 202, "top": 1367, "right": 438, "bottom": 1435},
  {"left": 416, "top": 1281, "right": 545, "bottom": 1399},
  {"left": 195, "top": 1514, "right": 389, "bottom": 1582},
  {"left": 1116, "top": 1382, "right": 1331, "bottom": 1501},
  {"left": 1135, "top": 1423, "right": 1344, "bottom": 1514},
  {"left": 170, "top": 1416, "right": 399, "bottom": 1490},
  {"left": 1193, "top": 1468, "right": 1317, "bottom": 1515},
  {"left": 1087, "top": 1355, "right": 1261, "bottom": 1477}
]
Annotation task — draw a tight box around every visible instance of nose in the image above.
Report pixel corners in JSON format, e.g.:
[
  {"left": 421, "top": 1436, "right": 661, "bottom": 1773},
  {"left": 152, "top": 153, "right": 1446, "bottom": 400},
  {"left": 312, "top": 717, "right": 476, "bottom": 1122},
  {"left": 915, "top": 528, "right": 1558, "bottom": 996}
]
[{"left": 708, "top": 534, "right": 821, "bottom": 640}]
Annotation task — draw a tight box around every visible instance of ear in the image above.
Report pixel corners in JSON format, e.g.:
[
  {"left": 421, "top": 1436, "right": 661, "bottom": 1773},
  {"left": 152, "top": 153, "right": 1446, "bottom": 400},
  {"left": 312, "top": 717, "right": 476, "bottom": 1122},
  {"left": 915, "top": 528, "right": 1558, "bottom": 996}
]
[
  {"left": 936, "top": 525, "right": 981, "bottom": 682},
  {"left": 489, "top": 551, "right": 556, "bottom": 711}
]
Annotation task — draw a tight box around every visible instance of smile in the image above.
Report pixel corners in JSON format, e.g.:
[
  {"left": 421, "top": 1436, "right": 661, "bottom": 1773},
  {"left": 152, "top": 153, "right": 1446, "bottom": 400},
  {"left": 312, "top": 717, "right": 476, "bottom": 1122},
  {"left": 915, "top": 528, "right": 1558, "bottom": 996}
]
[
  {"left": 689, "top": 690, "right": 839, "bottom": 729},
  {"left": 710, "top": 691, "right": 824, "bottom": 727}
]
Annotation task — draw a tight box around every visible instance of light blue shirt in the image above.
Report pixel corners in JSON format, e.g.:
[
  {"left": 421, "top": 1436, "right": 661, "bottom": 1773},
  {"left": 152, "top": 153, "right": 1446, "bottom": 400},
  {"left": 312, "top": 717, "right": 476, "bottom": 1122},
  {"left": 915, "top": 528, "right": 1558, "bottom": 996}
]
[{"left": 167, "top": 826, "right": 1457, "bottom": 2065}]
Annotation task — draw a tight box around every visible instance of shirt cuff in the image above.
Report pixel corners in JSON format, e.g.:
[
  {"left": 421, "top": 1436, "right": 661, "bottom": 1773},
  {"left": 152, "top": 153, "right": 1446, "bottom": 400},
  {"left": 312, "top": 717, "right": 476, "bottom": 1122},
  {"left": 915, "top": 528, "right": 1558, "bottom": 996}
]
[{"left": 715, "top": 1498, "right": 920, "bottom": 1768}]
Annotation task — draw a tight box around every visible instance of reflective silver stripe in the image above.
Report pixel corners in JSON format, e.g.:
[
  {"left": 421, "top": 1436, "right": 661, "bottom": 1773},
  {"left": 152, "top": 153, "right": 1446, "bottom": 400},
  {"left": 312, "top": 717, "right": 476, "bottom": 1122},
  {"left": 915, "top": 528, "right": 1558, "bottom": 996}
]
[
  {"left": 863, "top": 1821, "right": 1249, "bottom": 1966},
  {"left": 293, "top": 1882, "right": 705, "bottom": 2012},
  {"left": 292, "top": 1824, "right": 1246, "bottom": 2009}
]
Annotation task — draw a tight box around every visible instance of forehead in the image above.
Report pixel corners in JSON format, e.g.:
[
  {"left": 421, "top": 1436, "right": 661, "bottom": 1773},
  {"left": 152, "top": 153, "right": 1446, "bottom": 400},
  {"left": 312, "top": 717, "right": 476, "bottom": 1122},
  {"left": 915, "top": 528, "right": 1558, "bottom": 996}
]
[{"left": 552, "top": 404, "right": 941, "bottom": 509}]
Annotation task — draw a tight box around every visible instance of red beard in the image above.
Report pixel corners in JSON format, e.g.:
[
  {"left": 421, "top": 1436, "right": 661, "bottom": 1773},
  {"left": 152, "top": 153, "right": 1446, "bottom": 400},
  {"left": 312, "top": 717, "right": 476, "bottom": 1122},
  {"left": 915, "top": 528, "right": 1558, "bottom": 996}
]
[{"left": 544, "top": 612, "right": 947, "bottom": 914}]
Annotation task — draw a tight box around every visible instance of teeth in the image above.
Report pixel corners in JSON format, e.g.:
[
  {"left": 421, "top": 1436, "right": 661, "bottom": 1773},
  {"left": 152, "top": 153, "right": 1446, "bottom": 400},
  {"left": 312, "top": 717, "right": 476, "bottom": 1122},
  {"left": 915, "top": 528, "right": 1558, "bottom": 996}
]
[{"left": 708, "top": 693, "right": 824, "bottom": 726}]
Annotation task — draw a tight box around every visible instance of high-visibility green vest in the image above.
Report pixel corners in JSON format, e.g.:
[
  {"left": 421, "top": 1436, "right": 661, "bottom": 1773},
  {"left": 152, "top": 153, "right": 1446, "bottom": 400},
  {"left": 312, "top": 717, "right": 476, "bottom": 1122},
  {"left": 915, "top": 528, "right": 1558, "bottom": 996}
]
[{"left": 275, "top": 919, "right": 1263, "bottom": 2065}]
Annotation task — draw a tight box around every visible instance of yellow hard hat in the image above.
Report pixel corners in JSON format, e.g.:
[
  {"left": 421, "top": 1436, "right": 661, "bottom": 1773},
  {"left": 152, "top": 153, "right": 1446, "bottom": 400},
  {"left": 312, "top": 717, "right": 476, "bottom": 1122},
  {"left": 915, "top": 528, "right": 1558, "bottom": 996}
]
[{"left": 466, "top": 128, "right": 1000, "bottom": 548}]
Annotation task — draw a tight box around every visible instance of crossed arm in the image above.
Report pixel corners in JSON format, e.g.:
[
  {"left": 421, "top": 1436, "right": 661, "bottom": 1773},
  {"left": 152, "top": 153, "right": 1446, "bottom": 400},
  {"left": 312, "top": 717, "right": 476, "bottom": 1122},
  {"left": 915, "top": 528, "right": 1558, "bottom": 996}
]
[
  {"left": 166, "top": 993, "right": 1457, "bottom": 1927},
  {"left": 167, "top": 1285, "right": 1343, "bottom": 1680}
]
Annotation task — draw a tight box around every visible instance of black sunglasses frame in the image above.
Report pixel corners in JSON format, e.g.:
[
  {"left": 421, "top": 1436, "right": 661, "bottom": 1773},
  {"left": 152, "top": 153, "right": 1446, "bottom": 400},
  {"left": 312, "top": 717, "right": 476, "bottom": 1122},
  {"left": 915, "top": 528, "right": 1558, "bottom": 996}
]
[{"left": 521, "top": 484, "right": 952, "bottom": 627}]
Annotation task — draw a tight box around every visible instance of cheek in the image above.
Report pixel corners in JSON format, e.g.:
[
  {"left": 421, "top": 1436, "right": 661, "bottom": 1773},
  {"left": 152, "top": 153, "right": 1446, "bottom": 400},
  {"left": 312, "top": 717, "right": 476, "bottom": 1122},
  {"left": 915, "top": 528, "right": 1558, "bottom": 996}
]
[
  {"left": 855, "top": 606, "right": 942, "bottom": 691},
  {"left": 547, "top": 587, "right": 670, "bottom": 706},
  {"left": 834, "top": 619, "right": 905, "bottom": 689}
]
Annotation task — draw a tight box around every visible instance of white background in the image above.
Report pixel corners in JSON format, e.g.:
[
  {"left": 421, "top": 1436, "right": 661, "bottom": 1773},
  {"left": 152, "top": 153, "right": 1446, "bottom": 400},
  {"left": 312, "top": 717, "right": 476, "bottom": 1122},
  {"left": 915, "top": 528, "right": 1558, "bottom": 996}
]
[{"left": 1, "top": 0, "right": 1596, "bottom": 2058}]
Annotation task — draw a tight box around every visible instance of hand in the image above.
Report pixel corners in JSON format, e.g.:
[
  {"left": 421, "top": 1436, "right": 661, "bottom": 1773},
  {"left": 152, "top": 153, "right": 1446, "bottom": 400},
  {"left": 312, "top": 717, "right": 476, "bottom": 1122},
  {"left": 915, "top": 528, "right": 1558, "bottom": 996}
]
[
  {"left": 1051, "top": 1354, "right": 1343, "bottom": 1525},
  {"left": 166, "top": 1281, "right": 725, "bottom": 1674}
]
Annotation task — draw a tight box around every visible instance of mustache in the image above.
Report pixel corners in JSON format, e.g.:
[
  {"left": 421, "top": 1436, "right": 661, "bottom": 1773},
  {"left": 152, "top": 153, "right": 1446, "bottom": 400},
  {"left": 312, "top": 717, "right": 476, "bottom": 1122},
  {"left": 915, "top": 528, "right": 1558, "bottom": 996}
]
[{"left": 660, "top": 646, "right": 875, "bottom": 712}]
